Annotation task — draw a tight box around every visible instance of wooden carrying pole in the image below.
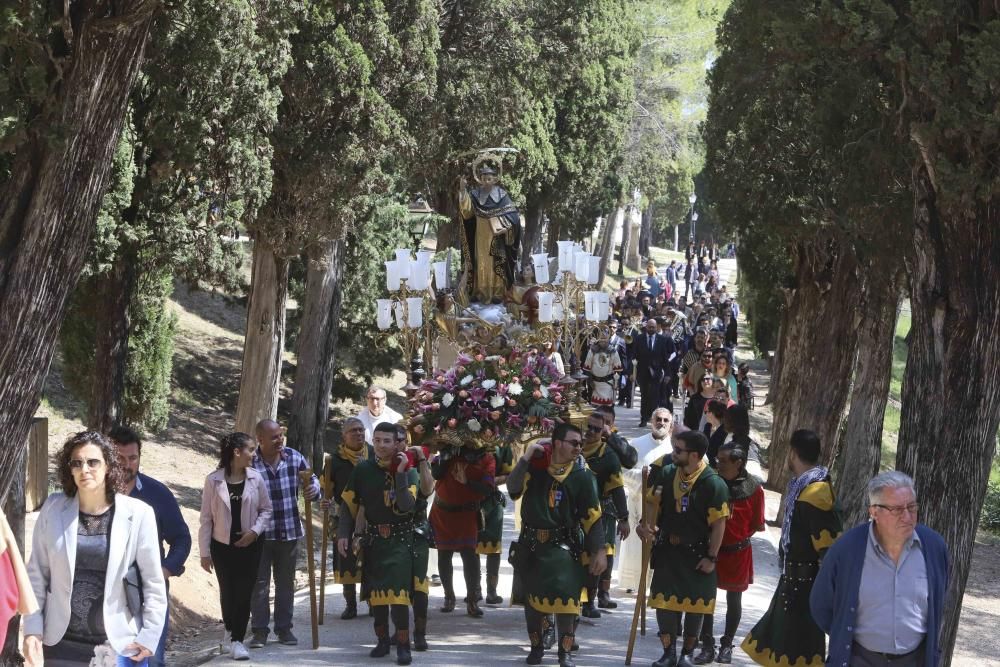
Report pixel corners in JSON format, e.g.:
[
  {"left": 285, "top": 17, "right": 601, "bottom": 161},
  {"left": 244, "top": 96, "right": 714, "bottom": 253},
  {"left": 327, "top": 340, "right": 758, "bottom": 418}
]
[
  {"left": 318, "top": 454, "right": 332, "bottom": 624},
  {"left": 626, "top": 469, "right": 662, "bottom": 665},
  {"left": 299, "top": 469, "right": 319, "bottom": 649}
]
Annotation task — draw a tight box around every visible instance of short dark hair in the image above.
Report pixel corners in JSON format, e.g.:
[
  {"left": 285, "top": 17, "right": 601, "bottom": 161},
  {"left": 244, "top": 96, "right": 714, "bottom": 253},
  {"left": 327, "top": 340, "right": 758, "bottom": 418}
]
[
  {"left": 374, "top": 422, "right": 398, "bottom": 436},
  {"left": 219, "top": 432, "right": 254, "bottom": 475},
  {"left": 56, "top": 431, "right": 125, "bottom": 504},
  {"left": 790, "top": 429, "right": 821, "bottom": 465},
  {"left": 706, "top": 399, "right": 727, "bottom": 420},
  {"left": 675, "top": 430, "right": 708, "bottom": 457},
  {"left": 595, "top": 405, "right": 616, "bottom": 423},
  {"left": 552, "top": 422, "right": 582, "bottom": 443},
  {"left": 108, "top": 425, "right": 142, "bottom": 454},
  {"left": 718, "top": 442, "right": 746, "bottom": 463},
  {"left": 724, "top": 404, "right": 750, "bottom": 437}
]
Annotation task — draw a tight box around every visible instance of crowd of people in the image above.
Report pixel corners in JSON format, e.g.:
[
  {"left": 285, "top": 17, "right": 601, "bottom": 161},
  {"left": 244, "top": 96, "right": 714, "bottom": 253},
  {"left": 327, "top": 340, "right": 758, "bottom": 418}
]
[{"left": 0, "top": 249, "right": 949, "bottom": 667}]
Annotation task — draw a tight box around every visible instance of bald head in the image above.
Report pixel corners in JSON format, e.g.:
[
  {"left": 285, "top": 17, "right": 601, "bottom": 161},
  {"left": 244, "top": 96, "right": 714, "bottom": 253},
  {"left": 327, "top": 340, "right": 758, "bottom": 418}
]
[{"left": 255, "top": 419, "right": 284, "bottom": 460}]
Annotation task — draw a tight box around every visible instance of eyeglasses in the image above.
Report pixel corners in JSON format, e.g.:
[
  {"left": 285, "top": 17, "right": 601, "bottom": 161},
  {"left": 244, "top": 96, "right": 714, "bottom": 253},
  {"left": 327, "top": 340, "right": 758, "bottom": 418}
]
[
  {"left": 69, "top": 458, "right": 103, "bottom": 470},
  {"left": 872, "top": 502, "right": 919, "bottom": 517},
  {"left": 701, "top": 377, "right": 714, "bottom": 383}
]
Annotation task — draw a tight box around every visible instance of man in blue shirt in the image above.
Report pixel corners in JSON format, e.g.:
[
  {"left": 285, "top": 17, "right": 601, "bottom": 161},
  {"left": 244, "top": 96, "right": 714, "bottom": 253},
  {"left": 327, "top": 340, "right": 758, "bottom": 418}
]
[
  {"left": 810, "top": 471, "right": 948, "bottom": 667},
  {"left": 111, "top": 426, "right": 192, "bottom": 667}
]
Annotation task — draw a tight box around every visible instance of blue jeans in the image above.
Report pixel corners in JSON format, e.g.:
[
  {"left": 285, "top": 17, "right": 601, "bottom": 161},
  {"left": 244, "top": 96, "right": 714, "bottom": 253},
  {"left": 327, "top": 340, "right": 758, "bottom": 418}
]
[
  {"left": 117, "top": 657, "right": 148, "bottom": 667},
  {"left": 151, "top": 602, "right": 168, "bottom": 666}
]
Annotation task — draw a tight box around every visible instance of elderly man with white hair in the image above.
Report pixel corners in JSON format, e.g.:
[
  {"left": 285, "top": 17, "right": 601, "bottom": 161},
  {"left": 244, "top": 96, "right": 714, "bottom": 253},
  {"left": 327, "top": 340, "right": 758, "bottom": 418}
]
[
  {"left": 355, "top": 385, "right": 403, "bottom": 443},
  {"left": 615, "top": 407, "right": 675, "bottom": 593},
  {"left": 811, "top": 471, "right": 949, "bottom": 667}
]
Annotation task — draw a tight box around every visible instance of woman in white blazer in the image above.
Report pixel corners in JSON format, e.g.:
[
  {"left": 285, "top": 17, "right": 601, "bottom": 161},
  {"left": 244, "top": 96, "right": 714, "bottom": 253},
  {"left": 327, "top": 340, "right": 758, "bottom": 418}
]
[
  {"left": 23, "top": 431, "right": 167, "bottom": 667},
  {"left": 199, "top": 432, "right": 272, "bottom": 661}
]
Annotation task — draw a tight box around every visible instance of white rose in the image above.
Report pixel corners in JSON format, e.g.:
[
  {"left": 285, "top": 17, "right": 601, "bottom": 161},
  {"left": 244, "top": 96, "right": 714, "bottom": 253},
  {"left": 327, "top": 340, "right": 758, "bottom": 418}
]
[
  {"left": 442, "top": 393, "right": 455, "bottom": 407},
  {"left": 460, "top": 374, "right": 474, "bottom": 386},
  {"left": 467, "top": 418, "right": 482, "bottom": 432},
  {"left": 490, "top": 395, "right": 505, "bottom": 408},
  {"left": 481, "top": 379, "right": 497, "bottom": 390},
  {"left": 540, "top": 385, "right": 549, "bottom": 398},
  {"left": 508, "top": 382, "right": 523, "bottom": 396}
]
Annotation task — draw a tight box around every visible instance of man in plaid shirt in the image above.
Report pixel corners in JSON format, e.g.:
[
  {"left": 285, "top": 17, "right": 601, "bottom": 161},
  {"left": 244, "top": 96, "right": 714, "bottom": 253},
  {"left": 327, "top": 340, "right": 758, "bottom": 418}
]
[{"left": 248, "top": 419, "right": 320, "bottom": 649}]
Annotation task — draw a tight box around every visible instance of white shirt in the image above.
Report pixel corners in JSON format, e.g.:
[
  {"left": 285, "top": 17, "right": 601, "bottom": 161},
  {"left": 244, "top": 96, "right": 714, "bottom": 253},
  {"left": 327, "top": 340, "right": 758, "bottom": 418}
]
[{"left": 356, "top": 406, "right": 403, "bottom": 443}]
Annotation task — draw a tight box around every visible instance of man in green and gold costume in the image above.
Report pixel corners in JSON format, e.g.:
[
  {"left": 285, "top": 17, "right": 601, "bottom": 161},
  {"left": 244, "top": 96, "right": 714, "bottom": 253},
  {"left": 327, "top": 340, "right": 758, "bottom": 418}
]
[
  {"left": 506, "top": 423, "right": 607, "bottom": 667},
  {"left": 581, "top": 411, "right": 629, "bottom": 619},
  {"left": 638, "top": 430, "right": 729, "bottom": 667},
  {"left": 476, "top": 443, "right": 514, "bottom": 605},
  {"left": 337, "top": 422, "right": 420, "bottom": 666},
  {"left": 323, "top": 417, "right": 374, "bottom": 620}
]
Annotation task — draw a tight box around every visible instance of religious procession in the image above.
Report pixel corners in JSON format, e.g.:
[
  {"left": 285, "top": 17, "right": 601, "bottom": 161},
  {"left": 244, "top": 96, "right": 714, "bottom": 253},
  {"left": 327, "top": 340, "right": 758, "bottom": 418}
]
[{"left": 3, "top": 1, "right": 996, "bottom": 666}]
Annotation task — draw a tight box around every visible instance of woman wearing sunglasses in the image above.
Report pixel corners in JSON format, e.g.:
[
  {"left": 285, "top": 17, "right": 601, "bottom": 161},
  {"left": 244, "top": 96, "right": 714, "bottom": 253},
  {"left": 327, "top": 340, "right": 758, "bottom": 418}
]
[{"left": 23, "top": 431, "right": 166, "bottom": 667}]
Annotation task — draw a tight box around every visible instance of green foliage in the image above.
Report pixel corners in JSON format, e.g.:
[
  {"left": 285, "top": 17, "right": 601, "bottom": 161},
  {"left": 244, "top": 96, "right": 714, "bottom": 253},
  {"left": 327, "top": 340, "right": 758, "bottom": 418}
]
[
  {"left": 122, "top": 268, "right": 177, "bottom": 431},
  {"left": 980, "top": 480, "right": 1000, "bottom": 534}
]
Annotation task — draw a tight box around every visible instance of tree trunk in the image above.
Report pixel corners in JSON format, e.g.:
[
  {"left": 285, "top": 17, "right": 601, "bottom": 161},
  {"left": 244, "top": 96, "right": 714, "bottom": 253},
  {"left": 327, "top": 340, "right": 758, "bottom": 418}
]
[
  {"left": 287, "top": 239, "right": 346, "bottom": 472},
  {"left": 432, "top": 184, "right": 460, "bottom": 252},
  {"left": 639, "top": 203, "right": 653, "bottom": 258},
  {"left": 235, "top": 239, "right": 290, "bottom": 434},
  {"left": 895, "top": 167, "right": 1000, "bottom": 666},
  {"left": 545, "top": 218, "right": 562, "bottom": 256},
  {"left": 765, "top": 238, "right": 860, "bottom": 493},
  {"left": 833, "top": 270, "right": 902, "bottom": 528},
  {"left": 597, "top": 208, "right": 621, "bottom": 286},
  {"left": 88, "top": 259, "right": 137, "bottom": 432},
  {"left": 0, "top": 1, "right": 157, "bottom": 503},
  {"left": 520, "top": 197, "right": 546, "bottom": 269},
  {"left": 617, "top": 209, "right": 631, "bottom": 276}
]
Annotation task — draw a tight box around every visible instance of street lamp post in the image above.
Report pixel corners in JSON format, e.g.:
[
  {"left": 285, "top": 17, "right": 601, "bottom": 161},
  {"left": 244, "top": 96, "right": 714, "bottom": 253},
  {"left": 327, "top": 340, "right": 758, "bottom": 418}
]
[{"left": 688, "top": 193, "right": 697, "bottom": 242}]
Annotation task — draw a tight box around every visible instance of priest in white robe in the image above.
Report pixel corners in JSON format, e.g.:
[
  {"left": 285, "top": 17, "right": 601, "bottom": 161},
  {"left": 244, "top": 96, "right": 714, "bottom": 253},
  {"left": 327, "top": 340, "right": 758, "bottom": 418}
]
[{"left": 615, "top": 407, "right": 676, "bottom": 592}]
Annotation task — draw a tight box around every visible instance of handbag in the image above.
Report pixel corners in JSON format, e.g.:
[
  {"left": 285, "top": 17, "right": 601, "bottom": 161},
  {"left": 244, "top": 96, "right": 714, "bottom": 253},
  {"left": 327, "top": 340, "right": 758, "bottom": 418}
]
[{"left": 123, "top": 562, "right": 144, "bottom": 619}]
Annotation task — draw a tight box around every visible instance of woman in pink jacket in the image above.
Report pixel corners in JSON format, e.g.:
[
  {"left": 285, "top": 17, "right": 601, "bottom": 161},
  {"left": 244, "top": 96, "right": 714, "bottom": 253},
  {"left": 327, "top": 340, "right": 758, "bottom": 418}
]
[{"left": 199, "top": 433, "right": 273, "bottom": 661}]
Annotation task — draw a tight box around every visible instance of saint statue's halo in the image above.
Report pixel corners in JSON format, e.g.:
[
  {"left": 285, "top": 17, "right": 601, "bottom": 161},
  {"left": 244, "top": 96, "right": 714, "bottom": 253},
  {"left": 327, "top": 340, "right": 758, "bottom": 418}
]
[{"left": 471, "top": 152, "right": 505, "bottom": 185}]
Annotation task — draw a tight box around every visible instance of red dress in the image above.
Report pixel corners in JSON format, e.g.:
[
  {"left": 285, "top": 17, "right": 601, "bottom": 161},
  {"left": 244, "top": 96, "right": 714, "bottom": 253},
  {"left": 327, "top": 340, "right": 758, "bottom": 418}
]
[
  {"left": 0, "top": 550, "right": 18, "bottom": 649},
  {"left": 716, "top": 481, "right": 765, "bottom": 592},
  {"left": 429, "top": 451, "right": 495, "bottom": 551}
]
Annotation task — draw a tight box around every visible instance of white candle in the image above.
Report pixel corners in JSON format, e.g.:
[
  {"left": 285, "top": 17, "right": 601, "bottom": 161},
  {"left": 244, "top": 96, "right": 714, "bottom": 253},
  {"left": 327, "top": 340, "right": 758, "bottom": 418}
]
[
  {"left": 552, "top": 301, "right": 564, "bottom": 321},
  {"left": 531, "top": 253, "right": 550, "bottom": 284},
  {"left": 574, "top": 252, "right": 590, "bottom": 282},
  {"left": 410, "top": 265, "right": 429, "bottom": 291},
  {"left": 584, "top": 292, "right": 597, "bottom": 322},
  {"left": 587, "top": 256, "right": 601, "bottom": 285},
  {"left": 407, "top": 297, "right": 424, "bottom": 328},
  {"left": 385, "top": 260, "right": 401, "bottom": 291},
  {"left": 376, "top": 299, "right": 393, "bottom": 330},
  {"left": 597, "top": 292, "right": 610, "bottom": 320},
  {"left": 537, "top": 292, "right": 554, "bottom": 322},
  {"left": 433, "top": 261, "right": 448, "bottom": 289},
  {"left": 556, "top": 241, "right": 574, "bottom": 272},
  {"left": 416, "top": 250, "right": 434, "bottom": 268},
  {"left": 394, "top": 301, "right": 406, "bottom": 328}
]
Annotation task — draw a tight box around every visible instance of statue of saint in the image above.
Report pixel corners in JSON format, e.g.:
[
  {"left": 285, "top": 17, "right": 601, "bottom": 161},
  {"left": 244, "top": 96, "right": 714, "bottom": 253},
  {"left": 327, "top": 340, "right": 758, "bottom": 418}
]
[{"left": 457, "top": 162, "right": 522, "bottom": 304}]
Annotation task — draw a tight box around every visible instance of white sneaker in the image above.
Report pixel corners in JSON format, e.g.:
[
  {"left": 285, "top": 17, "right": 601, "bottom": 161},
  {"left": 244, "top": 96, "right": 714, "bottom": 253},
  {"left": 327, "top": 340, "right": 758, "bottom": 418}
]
[{"left": 231, "top": 641, "right": 250, "bottom": 661}]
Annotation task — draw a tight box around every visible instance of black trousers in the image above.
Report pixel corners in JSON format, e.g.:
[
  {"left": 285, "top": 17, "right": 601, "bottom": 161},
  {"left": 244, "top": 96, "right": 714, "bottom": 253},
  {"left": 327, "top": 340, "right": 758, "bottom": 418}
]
[
  {"left": 640, "top": 376, "right": 667, "bottom": 422},
  {"left": 211, "top": 538, "right": 263, "bottom": 642}
]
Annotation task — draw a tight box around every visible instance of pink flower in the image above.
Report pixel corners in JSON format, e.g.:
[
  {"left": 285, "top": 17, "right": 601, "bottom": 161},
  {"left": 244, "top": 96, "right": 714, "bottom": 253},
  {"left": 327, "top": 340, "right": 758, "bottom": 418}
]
[
  {"left": 431, "top": 403, "right": 441, "bottom": 411},
  {"left": 553, "top": 395, "right": 562, "bottom": 404},
  {"left": 475, "top": 353, "right": 485, "bottom": 362},
  {"left": 532, "top": 390, "right": 542, "bottom": 399},
  {"left": 458, "top": 390, "right": 469, "bottom": 399}
]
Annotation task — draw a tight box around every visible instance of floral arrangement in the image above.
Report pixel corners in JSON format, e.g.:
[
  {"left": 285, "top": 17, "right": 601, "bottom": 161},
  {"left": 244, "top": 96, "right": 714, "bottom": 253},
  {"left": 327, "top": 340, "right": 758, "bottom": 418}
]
[{"left": 410, "top": 347, "right": 566, "bottom": 448}]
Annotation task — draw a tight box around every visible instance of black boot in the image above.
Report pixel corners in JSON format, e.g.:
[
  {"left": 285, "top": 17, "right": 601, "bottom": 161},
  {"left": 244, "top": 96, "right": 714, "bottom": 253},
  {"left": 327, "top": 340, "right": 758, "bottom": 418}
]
[
  {"left": 716, "top": 637, "right": 733, "bottom": 664},
  {"left": 542, "top": 618, "right": 556, "bottom": 649},
  {"left": 677, "top": 637, "right": 698, "bottom": 667},
  {"left": 370, "top": 624, "right": 390, "bottom": 658},
  {"left": 597, "top": 580, "right": 617, "bottom": 609},
  {"left": 485, "top": 575, "right": 503, "bottom": 604},
  {"left": 581, "top": 601, "right": 601, "bottom": 619},
  {"left": 693, "top": 639, "right": 715, "bottom": 665},
  {"left": 341, "top": 584, "right": 358, "bottom": 620},
  {"left": 440, "top": 588, "right": 456, "bottom": 613},
  {"left": 526, "top": 632, "right": 545, "bottom": 665},
  {"left": 652, "top": 633, "right": 677, "bottom": 667},
  {"left": 466, "top": 597, "right": 484, "bottom": 618},
  {"left": 557, "top": 633, "right": 576, "bottom": 667},
  {"left": 413, "top": 616, "right": 428, "bottom": 652},
  {"left": 395, "top": 629, "right": 412, "bottom": 666}
]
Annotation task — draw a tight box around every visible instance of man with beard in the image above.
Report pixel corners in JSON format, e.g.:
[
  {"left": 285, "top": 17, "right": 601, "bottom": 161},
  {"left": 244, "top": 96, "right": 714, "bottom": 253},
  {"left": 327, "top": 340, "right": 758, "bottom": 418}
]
[
  {"left": 321, "top": 417, "right": 373, "bottom": 620},
  {"left": 616, "top": 408, "right": 675, "bottom": 593},
  {"left": 356, "top": 385, "right": 403, "bottom": 444},
  {"left": 112, "top": 426, "right": 192, "bottom": 667},
  {"left": 742, "top": 430, "right": 842, "bottom": 667}
]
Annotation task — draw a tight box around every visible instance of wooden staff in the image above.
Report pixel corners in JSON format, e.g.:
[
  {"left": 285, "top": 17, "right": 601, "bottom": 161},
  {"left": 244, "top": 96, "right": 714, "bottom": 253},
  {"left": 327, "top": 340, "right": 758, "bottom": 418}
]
[
  {"left": 626, "top": 469, "right": 663, "bottom": 666},
  {"left": 318, "top": 454, "right": 333, "bottom": 624},
  {"left": 299, "top": 469, "right": 319, "bottom": 649}
]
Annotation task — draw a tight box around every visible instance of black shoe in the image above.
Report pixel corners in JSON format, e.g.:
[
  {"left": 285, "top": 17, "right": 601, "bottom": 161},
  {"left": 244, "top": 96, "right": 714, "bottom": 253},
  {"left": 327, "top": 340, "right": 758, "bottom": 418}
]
[
  {"left": 716, "top": 645, "right": 732, "bottom": 664},
  {"left": 526, "top": 645, "right": 545, "bottom": 665},
  {"left": 413, "top": 618, "right": 428, "bottom": 651},
  {"left": 597, "top": 590, "right": 617, "bottom": 609},
  {"left": 466, "top": 598, "right": 484, "bottom": 618},
  {"left": 341, "top": 605, "right": 358, "bottom": 620},
  {"left": 370, "top": 625, "right": 391, "bottom": 658},
  {"left": 276, "top": 630, "right": 298, "bottom": 646},
  {"left": 638, "top": 421, "right": 648, "bottom": 428},
  {"left": 248, "top": 630, "right": 268, "bottom": 649},
  {"left": 652, "top": 636, "right": 677, "bottom": 667},
  {"left": 678, "top": 653, "right": 697, "bottom": 667},
  {"left": 558, "top": 634, "right": 576, "bottom": 667},
  {"left": 395, "top": 630, "right": 412, "bottom": 665},
  {"left": 693, "top": 641, "right": 715, "bottom": 665},
  {"left": 580, "top": 602, "right": 601, "bottom": 619},
  {"left": 440, "top": 595, "right": 456, "bottom": 613}
]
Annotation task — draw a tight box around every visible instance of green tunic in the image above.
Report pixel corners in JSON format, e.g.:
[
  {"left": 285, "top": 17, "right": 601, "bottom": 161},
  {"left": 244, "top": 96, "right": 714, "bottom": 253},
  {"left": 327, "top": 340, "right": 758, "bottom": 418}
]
[
  {"left": 584, "top": 442, "right": 625, "bottom": 555},
  {"left": 326, "top": 444, "right": 374, "bottom": 584},
  {"left": 342, "top": 459, "right": 420, "bottom": 606},
  {"left": 512, "top": 458, "right": 603, "bottom": 615},
  {"left": 477, "top": 445, "right": 514, "bottom": 555},
  {"left": 647, "top": 458, "right": 730, "bottom": 614},
  {"left": 743, "top": 478, "right": 842, "bottom": 667},
  {"left": 413, "top": 488, "right": 431, "bottom": 594}
]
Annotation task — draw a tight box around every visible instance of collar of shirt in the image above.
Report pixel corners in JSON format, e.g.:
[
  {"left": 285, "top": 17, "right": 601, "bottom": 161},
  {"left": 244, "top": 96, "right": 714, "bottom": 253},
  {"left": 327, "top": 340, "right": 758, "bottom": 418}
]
[
  {"left": 254, "top": 448, "right": 289, "bottom": 471},
  {"left": 133, "top": 474, "right": 144, "bottom": 493}
]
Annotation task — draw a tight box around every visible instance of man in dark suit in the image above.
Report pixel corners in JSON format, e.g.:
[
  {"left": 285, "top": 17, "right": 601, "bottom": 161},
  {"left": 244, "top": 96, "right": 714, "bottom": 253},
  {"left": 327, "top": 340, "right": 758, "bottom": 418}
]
[{"left": 632, "top": 319, "right": 676, "bottom": 428}]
